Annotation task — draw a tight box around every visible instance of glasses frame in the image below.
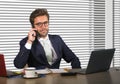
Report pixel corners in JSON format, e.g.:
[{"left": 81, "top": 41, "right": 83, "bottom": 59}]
[{"left": 34, "top": 21, "right": 49, "bottom": 27}]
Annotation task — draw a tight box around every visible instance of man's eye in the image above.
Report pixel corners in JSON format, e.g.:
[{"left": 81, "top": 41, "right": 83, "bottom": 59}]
[{"left": 38, "top": 23, "right": 42, "bottom": 25}]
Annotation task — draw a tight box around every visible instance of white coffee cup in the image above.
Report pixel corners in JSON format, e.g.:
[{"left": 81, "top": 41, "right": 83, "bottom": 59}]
[{"left": 24, "top": 67, "right": 37, "bottom": 78}]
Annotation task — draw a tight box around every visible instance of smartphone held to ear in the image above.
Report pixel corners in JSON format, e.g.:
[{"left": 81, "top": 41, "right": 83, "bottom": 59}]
[{"left": 32, "top": 30, "right": 40, "bottom": 37}]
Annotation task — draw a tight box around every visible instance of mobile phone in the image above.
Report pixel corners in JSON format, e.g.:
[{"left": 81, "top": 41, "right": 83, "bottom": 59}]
[{"left": 33, "top": 30, "right": 40, "bottom": 37}]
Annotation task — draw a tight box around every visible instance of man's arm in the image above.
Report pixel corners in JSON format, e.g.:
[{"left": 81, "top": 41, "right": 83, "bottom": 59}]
[
  {"left": 58, "top": 36, "right": 81, "bottom": 68},
  {"left": 14, "top": 38, "right": 31, "bottom": 69}
]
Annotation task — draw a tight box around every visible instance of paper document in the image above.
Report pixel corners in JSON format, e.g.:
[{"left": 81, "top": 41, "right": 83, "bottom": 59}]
[{"left": 36, "top": 68, "right": 68, "bottom": 74}]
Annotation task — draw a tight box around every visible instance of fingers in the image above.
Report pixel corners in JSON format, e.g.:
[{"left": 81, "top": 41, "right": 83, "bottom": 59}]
[
  {"left": 29, "top": 29, "right": 37, "bottom": 37},
  {"left": 27, "top": 28, "right": 37, "bottom": 43}
]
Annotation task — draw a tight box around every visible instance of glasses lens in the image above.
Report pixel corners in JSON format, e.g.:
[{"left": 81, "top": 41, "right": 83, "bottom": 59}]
[{"left": 35, "top": 21, "right": 48, "bottom": 27}]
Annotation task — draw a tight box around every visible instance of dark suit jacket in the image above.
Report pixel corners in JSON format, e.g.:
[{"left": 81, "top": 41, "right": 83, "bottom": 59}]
[{"left": 14, "top": 35, "right": 81, "bottom": 69}]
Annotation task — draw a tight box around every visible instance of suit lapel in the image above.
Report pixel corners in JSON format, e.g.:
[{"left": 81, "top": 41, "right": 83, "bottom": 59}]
[
  {"left": 49, "top": 35, "right": 60, "bottom": 59},
  {"left": 31, "top": 39, "right": 48, "bottom": 63}
]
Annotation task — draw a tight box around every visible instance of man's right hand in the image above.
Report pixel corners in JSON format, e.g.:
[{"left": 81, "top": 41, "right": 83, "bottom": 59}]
[{"left": 27, "top": 28, "right": 37, "bottom": 44}]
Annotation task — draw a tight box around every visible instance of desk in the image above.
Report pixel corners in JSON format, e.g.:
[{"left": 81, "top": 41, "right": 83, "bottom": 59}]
[{"left": 0, "top": 68, "right": 120, "bottom": 84}]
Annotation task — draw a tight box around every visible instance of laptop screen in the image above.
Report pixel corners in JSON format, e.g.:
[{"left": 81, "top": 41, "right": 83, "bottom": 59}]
[{"left": 86, "top": 48, "right": 115, "bottom": 74}]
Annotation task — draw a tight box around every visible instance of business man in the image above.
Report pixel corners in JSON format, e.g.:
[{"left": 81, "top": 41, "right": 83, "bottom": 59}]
[{"left": 14, "top": 8, "right": 81, "bottom": 69}]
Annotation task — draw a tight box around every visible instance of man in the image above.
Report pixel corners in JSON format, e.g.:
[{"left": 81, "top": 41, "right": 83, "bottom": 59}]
[{"left": 14, "top": 8, "right": 81, "bottom": 69}]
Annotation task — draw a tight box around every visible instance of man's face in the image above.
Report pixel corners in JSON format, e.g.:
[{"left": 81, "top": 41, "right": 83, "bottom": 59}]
[{"left": 34, "top": 15, "right": 49, "bottom": 38}]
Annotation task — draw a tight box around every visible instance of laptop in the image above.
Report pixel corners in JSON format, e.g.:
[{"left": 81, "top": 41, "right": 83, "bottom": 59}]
[
  {"left": 69, "top": 48, "right": 115, "bottom": 74},
  {"left": 0, "top": 54, "right": 20, "bottom": 77}
]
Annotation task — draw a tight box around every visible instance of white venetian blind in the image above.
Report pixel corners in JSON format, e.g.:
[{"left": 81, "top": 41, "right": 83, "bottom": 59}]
[
  {"left": 113, "top": 0, "right": 120, "bottom": 67},
  {"left": 0, "top": 0, "right": 105, "bottom": 71}
]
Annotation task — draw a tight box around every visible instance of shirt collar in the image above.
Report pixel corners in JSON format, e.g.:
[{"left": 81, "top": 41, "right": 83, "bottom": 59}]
[{"left": 39, "top": 35, "right": 49, "bottom": 41}]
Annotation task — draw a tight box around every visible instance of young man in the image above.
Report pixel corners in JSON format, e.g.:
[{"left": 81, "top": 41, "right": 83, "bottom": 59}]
[{"left": 14, "top": 8, "right": 81, "bottom": 69}]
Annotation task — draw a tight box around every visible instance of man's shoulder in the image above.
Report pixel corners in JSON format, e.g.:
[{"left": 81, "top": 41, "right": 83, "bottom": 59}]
[
  {"left": 49, "top": 34, "right": 61, "bottom": 38},
  {"left": 49, "top": 34, "right": 63, "bottom": 42}
]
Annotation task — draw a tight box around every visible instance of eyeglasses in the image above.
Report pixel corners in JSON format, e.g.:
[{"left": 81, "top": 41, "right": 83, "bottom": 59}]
[{"left": 34, "top": 21, "right": 49, "bottom": 27}]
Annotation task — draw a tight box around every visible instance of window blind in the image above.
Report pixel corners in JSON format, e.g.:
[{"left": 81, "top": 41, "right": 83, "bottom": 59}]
[
  {"left": 113, "top": 0, "right": 120, "bottom": 67},
  {"left": 0, "top": 0, "right": 105, "bottom": 71}
]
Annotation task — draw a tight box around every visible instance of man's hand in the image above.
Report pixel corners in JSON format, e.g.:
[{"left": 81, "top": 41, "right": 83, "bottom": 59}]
[{"left": 27, "top": 28, "right": 37, "bottom": 44}]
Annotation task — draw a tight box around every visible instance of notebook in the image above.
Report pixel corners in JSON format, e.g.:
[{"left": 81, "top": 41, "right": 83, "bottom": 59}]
[
  {"left": 0, "top": 54, "right": 20, "bottom": 77},
  {"left": 69, "top": 48, "right": 115, "bottom": 74}
]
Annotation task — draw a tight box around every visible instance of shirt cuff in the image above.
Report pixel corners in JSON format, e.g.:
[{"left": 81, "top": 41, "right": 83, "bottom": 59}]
[{"left": 25, "top": 42, "right": 32, "bottom": 49}]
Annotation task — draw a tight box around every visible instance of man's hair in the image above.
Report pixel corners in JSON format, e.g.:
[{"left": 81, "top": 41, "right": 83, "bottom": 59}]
[{"left": 29, "top": 8, "right": 49, "bottom": 28}]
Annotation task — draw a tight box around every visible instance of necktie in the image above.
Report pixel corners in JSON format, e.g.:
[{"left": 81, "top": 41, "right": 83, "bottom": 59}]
[{"left": 42, "top": 40, "right": 53, "bottom": 65}]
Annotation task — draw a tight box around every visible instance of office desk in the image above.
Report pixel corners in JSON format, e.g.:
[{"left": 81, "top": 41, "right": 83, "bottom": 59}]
[{"left": 0, "top": 68, "right": 120, "bottom": 84}]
